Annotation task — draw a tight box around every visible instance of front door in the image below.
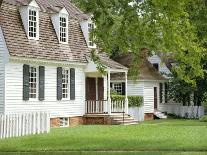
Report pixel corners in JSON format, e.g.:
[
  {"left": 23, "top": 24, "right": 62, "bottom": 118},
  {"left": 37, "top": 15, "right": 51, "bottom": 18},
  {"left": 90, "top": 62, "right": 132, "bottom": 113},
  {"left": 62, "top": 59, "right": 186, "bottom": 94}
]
[
  {"left": 86, "top": 77, "right": 104, "bottom": 100},
  {"left": 154, "top": 87, "right": 158, "bottom": 110},
  {"left": 86, "top": 77, "right": 96, "bottom": 100}
]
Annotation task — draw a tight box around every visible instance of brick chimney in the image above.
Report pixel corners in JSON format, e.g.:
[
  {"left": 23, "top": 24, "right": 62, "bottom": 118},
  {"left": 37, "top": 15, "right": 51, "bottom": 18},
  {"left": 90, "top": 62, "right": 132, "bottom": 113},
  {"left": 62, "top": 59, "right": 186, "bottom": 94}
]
[{"left": 140, "top": 48, "right": 149, "bottom": 60}]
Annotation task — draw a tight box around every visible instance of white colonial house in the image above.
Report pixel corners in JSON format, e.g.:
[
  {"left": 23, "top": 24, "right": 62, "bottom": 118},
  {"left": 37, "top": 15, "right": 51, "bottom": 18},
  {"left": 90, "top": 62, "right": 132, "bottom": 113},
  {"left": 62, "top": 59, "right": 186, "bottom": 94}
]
[
  {"left": 147, "top": 53, "right": 204, "bottom": 118},
  {"left": 111, "top": 51, "right": 170, "bottom": 120},
  {"left": 0, "top": 0, "right": 140, "bottom": 129}
]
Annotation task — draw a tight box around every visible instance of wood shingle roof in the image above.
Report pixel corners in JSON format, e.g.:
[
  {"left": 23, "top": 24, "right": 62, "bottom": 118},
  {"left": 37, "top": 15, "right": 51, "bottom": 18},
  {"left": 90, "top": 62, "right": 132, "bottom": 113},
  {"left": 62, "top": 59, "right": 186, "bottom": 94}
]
[{"left": 0, "top": 0, "right": 90, "bottom": 63}]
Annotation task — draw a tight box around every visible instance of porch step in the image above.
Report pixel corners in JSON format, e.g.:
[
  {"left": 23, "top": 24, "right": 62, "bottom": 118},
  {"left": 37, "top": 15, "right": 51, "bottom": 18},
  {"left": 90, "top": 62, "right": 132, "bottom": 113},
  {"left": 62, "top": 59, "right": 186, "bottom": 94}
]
[
  {"left": 154, "top": 111, "right": 167, "bottom": 119},
  {"left": 110, "top": 114, "right": 139, "bottom": 125}
]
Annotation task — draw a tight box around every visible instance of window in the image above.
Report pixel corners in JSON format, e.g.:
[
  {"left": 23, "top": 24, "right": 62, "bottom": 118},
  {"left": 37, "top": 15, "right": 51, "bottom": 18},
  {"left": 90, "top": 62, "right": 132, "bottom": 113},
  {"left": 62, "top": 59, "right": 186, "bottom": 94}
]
[
  {"left": 113, "top": 83, "right": 122, "bottom": 94},
  {"left": 29, "top": 9, "right": 37, "bottom": 38},
  {"left": 60, "top": 118, "right": 69, "bottom": 127},
  {"left": 88, "top": 23, "right": 95, "bottom": 47},
  {"left": 153, "top": 63, "right": 159, "bottom": 71},
  {"left": 59, "top": 17, "right": 67, "bottom": 43},
  {"left": 62, "top": 69, "right": 69, "bottom": 99},
  {"left": 29, "top": 66, "right": 37, "bottom": 99}
]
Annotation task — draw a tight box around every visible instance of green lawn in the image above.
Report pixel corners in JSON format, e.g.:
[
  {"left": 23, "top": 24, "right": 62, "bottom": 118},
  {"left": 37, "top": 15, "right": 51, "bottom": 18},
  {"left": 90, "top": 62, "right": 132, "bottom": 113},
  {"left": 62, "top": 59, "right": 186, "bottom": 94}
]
[{"left": 0, "top": 119, "right": 207, "bottom": 154}]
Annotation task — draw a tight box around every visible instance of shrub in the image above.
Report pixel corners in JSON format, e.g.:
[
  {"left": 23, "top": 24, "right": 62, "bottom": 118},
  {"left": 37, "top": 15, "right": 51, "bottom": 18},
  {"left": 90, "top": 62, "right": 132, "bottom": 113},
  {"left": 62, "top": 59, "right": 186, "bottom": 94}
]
[
  {"left": 111, "top": 95, "right": 143, "bottom": 107},
  {"left": 200, "top": 115, "right": 207, "bottom": 122}
]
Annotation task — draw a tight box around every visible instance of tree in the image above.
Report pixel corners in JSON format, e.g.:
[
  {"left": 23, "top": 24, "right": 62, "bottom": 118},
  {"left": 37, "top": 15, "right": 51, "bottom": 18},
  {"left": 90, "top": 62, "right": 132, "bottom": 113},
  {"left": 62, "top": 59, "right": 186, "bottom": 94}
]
[{"left": 72, "top": 0, "right": 205, "bottom": 85}]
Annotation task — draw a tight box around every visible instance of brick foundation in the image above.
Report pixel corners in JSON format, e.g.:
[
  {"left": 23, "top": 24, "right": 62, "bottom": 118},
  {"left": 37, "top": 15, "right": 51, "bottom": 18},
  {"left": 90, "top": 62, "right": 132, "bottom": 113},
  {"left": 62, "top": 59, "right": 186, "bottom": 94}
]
[
  {"left": 83, "top": 116, "right": 112, "bottom": 125},
  {"left": 69, "top": 116, "right": 84, "bottom": 127},
  {"left": 50, "top": 118, "right": 60, "bottom": 128},
  {"left": 144, "top": 113, "right": 154, "bottom": 120}
]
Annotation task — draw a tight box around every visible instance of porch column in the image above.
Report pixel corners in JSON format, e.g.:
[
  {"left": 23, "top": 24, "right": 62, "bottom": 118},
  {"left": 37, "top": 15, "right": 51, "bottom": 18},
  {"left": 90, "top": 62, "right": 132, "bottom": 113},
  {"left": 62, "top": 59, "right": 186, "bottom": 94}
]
[
  {"left": 108, "top": 70, "right": 111, "bottom": 115},
  {"left": 125, "top": 71, "right": 128, "bottom": 114}
]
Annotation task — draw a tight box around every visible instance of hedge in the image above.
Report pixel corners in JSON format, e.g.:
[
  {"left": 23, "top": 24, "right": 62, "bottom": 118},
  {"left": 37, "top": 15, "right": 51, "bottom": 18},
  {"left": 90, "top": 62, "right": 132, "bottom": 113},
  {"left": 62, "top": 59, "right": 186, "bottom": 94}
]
[
  {"left": 200, "top": 115, "right": 207, "bottom": 122},
  {"left": 111, "top": 95, "right": 143, "bottom": 107}
]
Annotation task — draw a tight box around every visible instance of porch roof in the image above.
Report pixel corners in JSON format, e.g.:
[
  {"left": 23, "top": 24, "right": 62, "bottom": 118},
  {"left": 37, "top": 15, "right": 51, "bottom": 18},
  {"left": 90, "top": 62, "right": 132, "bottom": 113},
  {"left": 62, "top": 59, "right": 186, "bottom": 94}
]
[{"left": 98, "top": 53, "right": 128, "bottom": 72}]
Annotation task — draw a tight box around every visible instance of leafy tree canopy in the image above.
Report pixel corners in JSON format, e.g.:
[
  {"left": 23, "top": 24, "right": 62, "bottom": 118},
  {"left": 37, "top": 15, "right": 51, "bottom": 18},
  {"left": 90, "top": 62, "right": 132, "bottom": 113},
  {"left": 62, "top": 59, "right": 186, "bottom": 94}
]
[{"left": 73, "top": 0, "right": 206, "bottom": 85}]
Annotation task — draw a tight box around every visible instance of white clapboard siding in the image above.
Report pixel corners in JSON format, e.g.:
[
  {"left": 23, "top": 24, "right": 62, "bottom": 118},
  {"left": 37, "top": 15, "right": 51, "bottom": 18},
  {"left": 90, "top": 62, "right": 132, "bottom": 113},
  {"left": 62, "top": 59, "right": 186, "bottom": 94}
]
[
  {"left": 0, "top": 111, "right": 50, "bottom": 139},
  {"left": 128, "top": 81, "right": 144, "bottom": 96},
  {"left": 143, "top": 82, "right": 160, "bottom": 113},
  {"left": 5, "top": 62, "right": 86, "bottom": 118},
  {"left": 0, "top": 26, "right": 8, "bottom": 114},
  {"left": 159, "top": 104, "right": 205, "bottom": 118},
  {"left": 128, "top": 106, "right": 144, "bottom": 121}
]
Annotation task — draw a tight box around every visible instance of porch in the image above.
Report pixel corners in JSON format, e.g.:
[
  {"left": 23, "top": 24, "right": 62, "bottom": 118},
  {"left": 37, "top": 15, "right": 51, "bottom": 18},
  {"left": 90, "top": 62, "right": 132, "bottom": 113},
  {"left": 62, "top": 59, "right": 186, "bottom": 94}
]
[{"left": 84, "top": 53, "right": 129, "bottom": 116}]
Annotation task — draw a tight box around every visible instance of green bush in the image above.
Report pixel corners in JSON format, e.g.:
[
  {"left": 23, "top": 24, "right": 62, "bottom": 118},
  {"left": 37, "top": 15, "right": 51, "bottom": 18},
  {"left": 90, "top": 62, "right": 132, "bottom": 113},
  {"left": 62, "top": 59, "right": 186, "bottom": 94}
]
[
  {"left": 111, "top": 95, "right": 143, "bottom": 107},
  {"left": 200, "top": 115, "right": 207, "bottom": 122}
]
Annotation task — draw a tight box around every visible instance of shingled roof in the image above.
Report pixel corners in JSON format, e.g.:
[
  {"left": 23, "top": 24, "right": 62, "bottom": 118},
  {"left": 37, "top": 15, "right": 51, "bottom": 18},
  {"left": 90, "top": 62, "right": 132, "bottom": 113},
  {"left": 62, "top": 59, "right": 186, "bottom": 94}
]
[
  {"left": 98, "top": 53, "right": 128, "bottom": 71},
  {"left": 0, "top": 0, "right": 90, "bottom": 63},
  {"left": 111, "top": 54, "right": 166, "bottom": 81}
]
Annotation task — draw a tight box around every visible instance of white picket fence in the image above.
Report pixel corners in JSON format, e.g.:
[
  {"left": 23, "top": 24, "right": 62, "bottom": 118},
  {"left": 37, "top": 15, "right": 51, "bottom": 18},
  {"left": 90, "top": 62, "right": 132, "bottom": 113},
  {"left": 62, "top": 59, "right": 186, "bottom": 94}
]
[
  {"left": 159, "top": 104, "right": 205, "bottom": 118},
  {"left": 129, "top": 106, "right": 144, "bottom": 121},
  {"left": 0, "top": 111, "right": 50, "bottom": 139}
]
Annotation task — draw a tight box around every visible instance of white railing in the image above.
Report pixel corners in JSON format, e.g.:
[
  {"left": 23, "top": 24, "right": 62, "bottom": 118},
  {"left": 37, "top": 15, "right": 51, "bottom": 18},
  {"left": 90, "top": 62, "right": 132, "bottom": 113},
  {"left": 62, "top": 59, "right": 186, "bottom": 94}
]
[
  {"left": 111, "top": 100, "right": 125, "bottom": 113},
  {"left": 159, "top": 104, "right": 205, "bottom": 118},
  {"left": 129, "top": 106, "right": 144, "bottom": 121},
  {"left": 86, "top": 100, "right": 107, "bottom": 114},
  {"left": 0, "top": 111, "right": 50, "bottom": 139}
]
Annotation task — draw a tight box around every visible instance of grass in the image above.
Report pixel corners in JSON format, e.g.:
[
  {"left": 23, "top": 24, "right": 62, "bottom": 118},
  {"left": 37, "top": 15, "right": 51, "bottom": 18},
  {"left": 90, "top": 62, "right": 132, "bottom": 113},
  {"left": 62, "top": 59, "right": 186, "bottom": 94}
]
[{"left": 0, "top": 119, "right": 206, "bottom": 154}]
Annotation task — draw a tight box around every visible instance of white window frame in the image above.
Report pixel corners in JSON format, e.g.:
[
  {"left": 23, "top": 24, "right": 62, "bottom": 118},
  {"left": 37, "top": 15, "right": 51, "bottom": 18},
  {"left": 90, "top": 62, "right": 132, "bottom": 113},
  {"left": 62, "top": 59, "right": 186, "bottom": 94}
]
[
  {"left": 28, "top": 7, "right": 39, "bottom": 40},
  {"left": 113, "top": 82, "right": 123, "bottom": 95},
  {"left": 60, "top": 117, "right": 69, "bottom": 127},
  {"left": 62, "top": 68, "right": 70, "bottom": 99},
  {"left": 88, "top": 22, "right": 96, "bottom": 48},
  {"left": 29, "top": 66, "right": 38, "bottom": 100},
  {"left": 59, "top": 15, "right": 68, "bottom": 44}
]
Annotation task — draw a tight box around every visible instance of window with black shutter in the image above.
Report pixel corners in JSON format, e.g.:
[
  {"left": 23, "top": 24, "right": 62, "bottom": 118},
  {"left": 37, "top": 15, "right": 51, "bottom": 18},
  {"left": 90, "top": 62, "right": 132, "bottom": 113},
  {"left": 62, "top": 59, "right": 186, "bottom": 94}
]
[{"left": 57, "top": 67, "right": 75, "bottom": 100}]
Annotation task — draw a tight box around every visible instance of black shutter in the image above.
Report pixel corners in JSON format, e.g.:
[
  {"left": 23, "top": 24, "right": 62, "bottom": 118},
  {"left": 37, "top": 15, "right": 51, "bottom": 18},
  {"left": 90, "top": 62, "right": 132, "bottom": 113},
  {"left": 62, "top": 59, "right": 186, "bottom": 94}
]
[
  {"left": 70, "top": 68, "right": 75, "bottom": 100},
  {"left": 122, "top": 82, "right": 125, "bottom": 95},
  {"left": 57, "top": 67, "right": 62, "bottom": 100},
  {"left": 110, "top": 83, "right": 112, "bottom": 88},
  {"left": 23, "top": 64, "right": 29, "bottom": 101},
  {"left": 39, "top": 66, "right": 45, "bottom": 101},
  {"left": 165, "top": 82, "right": 168, "bottom": 103},
  {"left": 159, "top": 83, "right": 163, "bottom": 103}
]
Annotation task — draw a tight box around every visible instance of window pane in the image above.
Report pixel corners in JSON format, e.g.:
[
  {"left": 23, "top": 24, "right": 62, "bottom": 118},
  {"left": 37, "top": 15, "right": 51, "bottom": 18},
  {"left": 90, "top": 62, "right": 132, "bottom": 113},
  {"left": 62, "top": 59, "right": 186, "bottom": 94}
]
[
  {"left": 59, "top": 17, "right": 67, "bottom": 43},
  {"left": 29, "top": 66, "right": 37, "bottom": 99},
  {"left": 29, "top": 9, "right": 37, "bottom": 38},
  {"left": 62, "top": 69, "right": 69, "bottom": 98}
]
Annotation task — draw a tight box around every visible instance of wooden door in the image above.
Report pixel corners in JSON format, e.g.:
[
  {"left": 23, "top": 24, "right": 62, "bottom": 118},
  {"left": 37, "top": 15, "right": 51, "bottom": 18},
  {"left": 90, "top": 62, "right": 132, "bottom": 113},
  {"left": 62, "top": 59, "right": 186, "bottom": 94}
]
[
  {"left": 154, "top": 87, "right": 158, "bottom": 109},
  {"left": 98, "top": 78, "right": 104, "bottom": 100},
  {"left": 86, "top": 77, "right": 96, "bottom": 100}
]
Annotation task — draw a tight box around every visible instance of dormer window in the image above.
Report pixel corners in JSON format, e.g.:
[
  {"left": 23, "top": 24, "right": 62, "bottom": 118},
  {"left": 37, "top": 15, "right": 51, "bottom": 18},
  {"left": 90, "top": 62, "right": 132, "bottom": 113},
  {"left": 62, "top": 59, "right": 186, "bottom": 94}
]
[
  {"left": 51, "top": 7, "right": 69, "bottom": 44},
  {"left": 19, "top": 0, "right": 40, "bottom": 40},
  {"left": 88, "top": 23, "right": 95, "bottom": 47},
  {"left": 59, "top": 16, "right": 67, "bottom": 43},
  {"left": 29, "top": 9, "right": 38, "bottom": 38}
]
